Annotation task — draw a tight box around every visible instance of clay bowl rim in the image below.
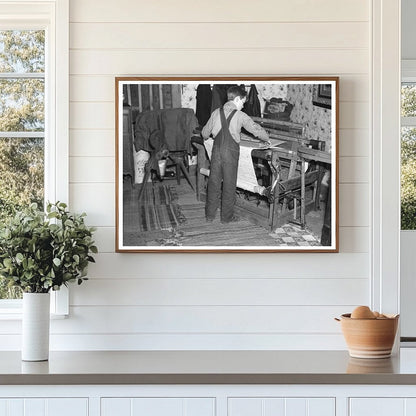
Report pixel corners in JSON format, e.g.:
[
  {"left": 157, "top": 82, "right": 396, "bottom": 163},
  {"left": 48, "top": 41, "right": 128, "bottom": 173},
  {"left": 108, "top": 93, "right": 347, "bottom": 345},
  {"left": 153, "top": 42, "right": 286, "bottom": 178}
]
[{"left": 339, "top": 313, "right": 400, "bottom": 321}]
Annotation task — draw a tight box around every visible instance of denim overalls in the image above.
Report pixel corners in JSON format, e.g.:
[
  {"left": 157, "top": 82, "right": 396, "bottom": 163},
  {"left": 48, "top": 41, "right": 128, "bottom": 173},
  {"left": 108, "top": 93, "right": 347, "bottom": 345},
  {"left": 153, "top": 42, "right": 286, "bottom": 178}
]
[{"left": 206, "top": 108, "right": 239, "bottom": 223}]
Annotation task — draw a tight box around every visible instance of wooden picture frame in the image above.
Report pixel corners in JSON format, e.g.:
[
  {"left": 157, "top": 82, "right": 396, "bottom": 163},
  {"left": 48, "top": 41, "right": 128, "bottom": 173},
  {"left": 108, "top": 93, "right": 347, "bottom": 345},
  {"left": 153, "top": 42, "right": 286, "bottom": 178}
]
[{"left": 115, "top": 77, "right": 339, "bottom": 253}]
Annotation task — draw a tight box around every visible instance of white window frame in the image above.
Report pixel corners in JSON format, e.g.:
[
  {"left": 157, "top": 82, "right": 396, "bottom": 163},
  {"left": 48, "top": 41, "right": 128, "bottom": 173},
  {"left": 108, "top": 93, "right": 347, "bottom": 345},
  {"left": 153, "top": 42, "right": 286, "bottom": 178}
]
[
  {"left": 371, "top": 0, "right": 401, "bottom": 322},
  {"left": 0, "top": 0, "right": 69, "bottom": 317},
  {"left": 399, "top": 59, "right": 416, "bottom": 340}
]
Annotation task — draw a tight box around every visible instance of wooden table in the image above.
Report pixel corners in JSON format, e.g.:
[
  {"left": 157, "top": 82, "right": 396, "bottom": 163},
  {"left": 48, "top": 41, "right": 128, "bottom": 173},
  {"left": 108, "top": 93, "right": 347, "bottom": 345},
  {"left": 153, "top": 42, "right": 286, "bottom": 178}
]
[{"left": 297, "top": 147, "right": 332, "bottom": 244}]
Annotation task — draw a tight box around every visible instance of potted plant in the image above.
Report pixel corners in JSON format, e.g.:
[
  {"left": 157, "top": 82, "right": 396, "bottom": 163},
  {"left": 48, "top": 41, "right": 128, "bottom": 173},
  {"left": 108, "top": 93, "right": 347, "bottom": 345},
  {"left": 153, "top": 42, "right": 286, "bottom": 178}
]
[{"left": 0, "top": 202, "right": 97, "bottom": 361}]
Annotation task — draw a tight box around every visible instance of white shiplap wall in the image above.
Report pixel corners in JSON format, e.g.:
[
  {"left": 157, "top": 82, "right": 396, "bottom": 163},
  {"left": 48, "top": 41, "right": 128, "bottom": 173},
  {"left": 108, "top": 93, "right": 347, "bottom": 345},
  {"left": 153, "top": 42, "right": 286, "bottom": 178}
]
[{"left": 54, "top": 0, "right": 372, "bottom": 350}]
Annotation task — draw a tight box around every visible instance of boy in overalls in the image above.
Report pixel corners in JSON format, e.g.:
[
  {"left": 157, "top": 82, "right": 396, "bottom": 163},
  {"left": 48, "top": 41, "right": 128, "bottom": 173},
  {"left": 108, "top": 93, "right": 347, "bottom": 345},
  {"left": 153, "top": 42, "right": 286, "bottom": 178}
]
[{"left": 202, "top": 86, "right": 269, "bottom": 223}]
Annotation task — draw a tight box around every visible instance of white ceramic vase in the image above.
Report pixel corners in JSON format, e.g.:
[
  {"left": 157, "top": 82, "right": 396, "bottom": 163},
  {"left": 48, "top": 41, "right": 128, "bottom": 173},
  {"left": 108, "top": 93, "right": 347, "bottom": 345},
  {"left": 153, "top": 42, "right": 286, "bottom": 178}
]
[{"left": 22, "top": 292, "right": 50, "bottom": 361}]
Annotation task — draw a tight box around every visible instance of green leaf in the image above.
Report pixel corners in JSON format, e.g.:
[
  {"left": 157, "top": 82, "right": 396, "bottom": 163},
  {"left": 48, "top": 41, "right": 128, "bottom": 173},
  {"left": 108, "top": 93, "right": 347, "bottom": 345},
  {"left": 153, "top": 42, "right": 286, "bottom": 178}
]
[
  {"left": 53, "top": 258, "right": 61, "bottom": 267},
  {"left": 3, "top": 258, "right": 12, "bottom": 268},
  {"left": 64, "top": 219, "right": 74, "bottom": 227}
]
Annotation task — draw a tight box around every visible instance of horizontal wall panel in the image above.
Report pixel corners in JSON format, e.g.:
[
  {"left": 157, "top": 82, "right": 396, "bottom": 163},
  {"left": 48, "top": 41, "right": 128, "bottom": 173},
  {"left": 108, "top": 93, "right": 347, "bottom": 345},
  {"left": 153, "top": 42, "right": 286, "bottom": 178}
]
[
  {"left": 70, "top": 129, "right": 115, "bottom": 157},
  {"left": 70, "top": 102, "right": 114, "bottom": 129},
  {"left": 70, "top": 74, "right": 369, "bottom": 103},
  {"left": 338, "top": 129, "right": 369, "bottom": 157},
  {"left": 70, "top": 75, "right": 114, "bottom": 102},
  {"left": 70, "top": 0, "right": 368, "bottom": 23},
  {"left": 51, "top": 305, "right": 353, "bottom": 334},
  {"left": 339, "top": 102, "right": 369, "bottom": 129},
  {"left": 339, "top": 156, "right": 369, "bottom": 183},
  {"left": 339, "top": 183, "right": 369, "bottom": 227},
  {"left": 71, "top": 277, "right": 368, "bottom": 306},
  {"left": 91, "top": 226, "right": 369, "bottom": 254},
  {"left": 93, "top": 227, "right": 115, "bottom": 253},
  {"left": 70, "top": 22, "right": 368, "bottom": 50},
  {"left": 339, "top": 75, "right": 369, "bottom": 102},
  {"left": 70, "top": 157, "right": 115, "bottom": 183},
  {"left": 69, "top": 183, "right": 114, "bottom": 226},
  {"left": 70, "top": 49, "right": 368, "bottom": 76},
  {"left": 87, "top": 252, "right": 369, "bottom": 279},
  {"left": 0, "top": 333, "right": 347, "bottom": 351},
  {"left": 339, "top": 227, "right": 369, "bottom": 253}
]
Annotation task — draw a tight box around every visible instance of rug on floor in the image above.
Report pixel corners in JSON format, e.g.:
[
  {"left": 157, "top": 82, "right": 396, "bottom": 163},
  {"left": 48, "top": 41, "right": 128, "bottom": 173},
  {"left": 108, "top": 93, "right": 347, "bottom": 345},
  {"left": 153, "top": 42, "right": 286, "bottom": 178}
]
[{"left": 137, "top": 184, "right": 183, "bottom": 232}]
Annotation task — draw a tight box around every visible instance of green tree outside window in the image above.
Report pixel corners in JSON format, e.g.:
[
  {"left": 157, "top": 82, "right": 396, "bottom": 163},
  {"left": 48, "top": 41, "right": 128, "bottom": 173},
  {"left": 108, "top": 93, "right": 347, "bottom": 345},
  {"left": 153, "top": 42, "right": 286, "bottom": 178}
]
[
  {"left": 401, "top": 84, "right": 416, "bottom": 230},
  {"left": 0, "top": 30, "right": 45, "bottom": 299}
]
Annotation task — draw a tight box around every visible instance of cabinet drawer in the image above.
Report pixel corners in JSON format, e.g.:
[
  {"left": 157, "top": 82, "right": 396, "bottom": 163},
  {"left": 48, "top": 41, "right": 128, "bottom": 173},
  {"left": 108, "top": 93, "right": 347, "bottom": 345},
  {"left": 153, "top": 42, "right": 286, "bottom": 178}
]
[
  {"left": 101, "top": 397, "right": 215, "bottom": 416},
  {"left": 349, "top": 398, "right": 416, "bottom": 416},
  {"left": 228, "top": 397, "right": 335, "bottom": 416},
  {"left": 0, "top": 398, "right": 88, "bottom": 416}
]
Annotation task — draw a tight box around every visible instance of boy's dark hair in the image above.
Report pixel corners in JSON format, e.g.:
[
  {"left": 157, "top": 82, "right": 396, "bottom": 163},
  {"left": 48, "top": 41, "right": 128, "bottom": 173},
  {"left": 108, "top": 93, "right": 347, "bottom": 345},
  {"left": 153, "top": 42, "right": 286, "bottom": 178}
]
[{"left": 227, "top": 86, "right": 247, "bottom": 101}]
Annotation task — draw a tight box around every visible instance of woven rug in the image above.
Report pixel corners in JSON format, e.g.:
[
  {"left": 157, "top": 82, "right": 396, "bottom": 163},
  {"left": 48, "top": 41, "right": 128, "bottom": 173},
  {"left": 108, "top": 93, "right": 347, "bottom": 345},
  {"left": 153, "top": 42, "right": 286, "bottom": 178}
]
[{"left": 137, "top": 184, "right": 182, "bottom": 232}]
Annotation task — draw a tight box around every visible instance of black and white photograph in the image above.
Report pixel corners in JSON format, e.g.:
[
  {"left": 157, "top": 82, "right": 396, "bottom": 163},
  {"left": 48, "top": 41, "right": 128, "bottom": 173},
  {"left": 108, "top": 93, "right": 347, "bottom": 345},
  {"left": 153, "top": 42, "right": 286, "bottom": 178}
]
[{"left": 116, "top": 77, "right": 338, "bottom": 252}]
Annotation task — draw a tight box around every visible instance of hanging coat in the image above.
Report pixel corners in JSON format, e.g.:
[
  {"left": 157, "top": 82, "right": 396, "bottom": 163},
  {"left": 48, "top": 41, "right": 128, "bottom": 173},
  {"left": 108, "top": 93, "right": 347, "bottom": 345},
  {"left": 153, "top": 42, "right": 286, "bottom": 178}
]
[
  {"left": 243, "top": 84, "right": 261, "bottom": 117},
  {"left": 211, "top": 84, "right": 228, "bottom": 112},
  {"left": 195, "top": 84, "right": 212, "bottom": 127}
]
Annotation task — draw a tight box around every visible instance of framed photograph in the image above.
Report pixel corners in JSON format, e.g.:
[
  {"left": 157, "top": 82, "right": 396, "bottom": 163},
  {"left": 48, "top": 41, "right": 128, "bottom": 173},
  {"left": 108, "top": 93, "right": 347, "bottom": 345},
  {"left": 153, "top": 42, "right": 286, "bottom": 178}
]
[
  {"left": 115, "top": 77, "right": 339, "bottom": 253},
  {"left": 312, "top": 84, "right": 332, "bottom": 109}
]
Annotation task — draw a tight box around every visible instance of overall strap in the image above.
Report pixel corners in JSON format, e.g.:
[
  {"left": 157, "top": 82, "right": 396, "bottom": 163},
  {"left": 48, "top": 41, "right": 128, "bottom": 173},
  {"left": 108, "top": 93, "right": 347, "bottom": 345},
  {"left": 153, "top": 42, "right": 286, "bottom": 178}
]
[
  {"left": 226, "top": 109, "right": 237, "bottom": 123},
  {"left": 215, "top": 108, "right": 238, "bottom": 149},
  {"left": 220, "top": 108, "right": 237, "bottom": 130}
]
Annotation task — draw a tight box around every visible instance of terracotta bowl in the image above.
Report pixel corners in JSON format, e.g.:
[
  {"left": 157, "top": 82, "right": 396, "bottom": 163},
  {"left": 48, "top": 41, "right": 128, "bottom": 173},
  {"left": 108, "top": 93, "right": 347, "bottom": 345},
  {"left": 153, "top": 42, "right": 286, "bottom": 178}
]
[
  {"left": 347, "top": 357, "right": 395, "bottom": 373},
  {"left": 338, "top": 313, "right": 399, "bottom": 359}
]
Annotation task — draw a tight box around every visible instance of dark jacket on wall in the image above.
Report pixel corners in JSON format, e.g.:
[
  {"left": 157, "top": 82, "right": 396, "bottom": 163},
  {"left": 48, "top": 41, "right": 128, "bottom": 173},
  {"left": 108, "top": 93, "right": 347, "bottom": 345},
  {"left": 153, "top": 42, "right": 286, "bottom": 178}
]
[
  {"left": 211, "top": 84, "right": 228, "bottom": 112},
  {"left": 134, "top": 108, "right": 198, "bottom": 153},
  {"left": 243, "top": 84, "right": 261, "bottom": 117},
  {"left": 196, "top": 84, "right": 212, "bottom": 127}
]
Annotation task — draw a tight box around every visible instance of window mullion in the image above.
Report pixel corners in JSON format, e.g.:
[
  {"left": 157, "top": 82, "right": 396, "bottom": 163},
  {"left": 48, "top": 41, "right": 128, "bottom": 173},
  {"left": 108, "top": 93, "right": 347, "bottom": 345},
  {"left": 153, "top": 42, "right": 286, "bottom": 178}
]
[
  {"left": 0, "top": 73, "right": 44, "bottom": 79},
  {"left": 401, "top": 117, "right": 416, "bottom": 127},
  {"left": 0, "top": 132, "right": 44, "bottom": 138}
]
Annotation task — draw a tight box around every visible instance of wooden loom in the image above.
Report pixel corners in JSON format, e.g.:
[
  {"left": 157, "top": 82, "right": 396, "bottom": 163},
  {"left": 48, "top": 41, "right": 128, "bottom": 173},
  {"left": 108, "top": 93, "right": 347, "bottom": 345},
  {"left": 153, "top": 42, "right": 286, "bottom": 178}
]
[{"left": 194, "top": 117, "right": 327, "bottom": 231}]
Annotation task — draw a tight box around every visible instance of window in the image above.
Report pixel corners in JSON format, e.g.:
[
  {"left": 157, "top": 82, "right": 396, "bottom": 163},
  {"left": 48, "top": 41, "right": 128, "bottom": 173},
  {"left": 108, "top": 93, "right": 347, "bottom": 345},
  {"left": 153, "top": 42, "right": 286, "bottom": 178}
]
[
  {"left": 401, "top": 80, "right": 416, "bottom": 229},
  {"left": 0, "top": 29, "right": 45, "bottom": 300},
  {"left": 0, "top": 0, "right": 69, "bottom": 314}
]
